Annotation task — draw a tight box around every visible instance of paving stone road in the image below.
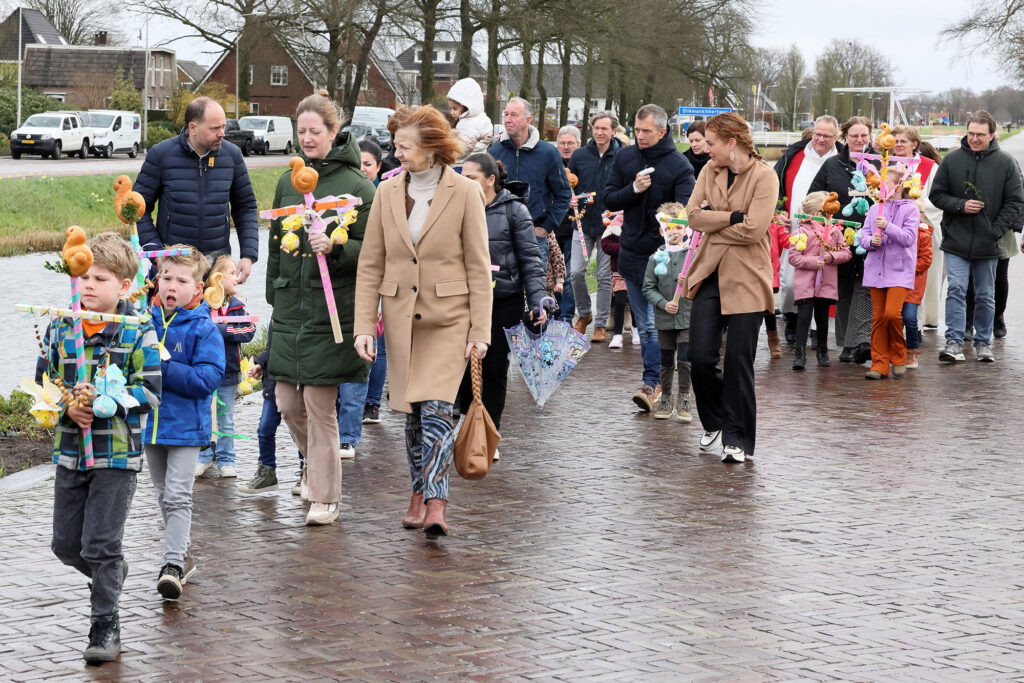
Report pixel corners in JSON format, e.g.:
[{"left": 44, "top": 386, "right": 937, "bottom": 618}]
[{"left": 3, "top": 262, "right": 1024, "bottom": 680}]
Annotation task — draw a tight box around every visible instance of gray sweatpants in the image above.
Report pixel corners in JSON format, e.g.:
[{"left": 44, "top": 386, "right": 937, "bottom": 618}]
[
  {"left": 570, "top": 231, "right": 612, "bottom": 328},
  {"left": 144, "top": 444, "right": 199, "bottom": 568}
]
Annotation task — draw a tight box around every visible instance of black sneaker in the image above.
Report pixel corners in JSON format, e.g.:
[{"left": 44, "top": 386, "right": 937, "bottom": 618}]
[
  {"left": 362, "top": 404, "right": 381, "bottom": 424},
  {"left": 994, "top": 317, "right": 1007, "bottom": 339},
  {"left": 237, "top": 464, "right": 278, "bottom": 493},
  {"left": 157, "top": 563, "right": 183, "bottom": 601},
  {"left": 839, "top": 346, "right": 854, "bottom": 363},
  {"left": 83, "top": 615, "right": 120, "bottom": 664}
]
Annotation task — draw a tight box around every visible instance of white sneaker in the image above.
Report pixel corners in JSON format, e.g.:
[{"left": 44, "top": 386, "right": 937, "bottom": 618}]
[
  {"left": 608, "top": 334, "right": 623, "bottom": 349},
  {"left": 305, "top": 502, "right": 339, "bottom": 526},
  {"left": 291, "top": 469, "right": 303, "bottom": 496},
  {"left": 219, "top": 465, "right": 237, "bottom": 478},
  {"left": 722, "top": 445, "right": 746, "bottom": 463},
  {"left": 300, "top": 470, "right": 309, "bottom": 501},
  {"left": 492, "top": 448, "right": 500, "bottom": 462},
  {"left": 194, "top": 461, "right": 215, "bottom": 478},
  {"left": 631, "top": 328, "right": 640, "bottom": 345},
  {"left": 339, "top": 443, "right": 356, "bottom": 459},
  {"left": 698, "top": 430, "right": 722, "bottom": 454}
]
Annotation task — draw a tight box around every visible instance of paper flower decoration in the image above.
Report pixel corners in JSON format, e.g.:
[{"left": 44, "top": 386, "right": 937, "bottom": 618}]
[{"left": 16, "top": 374, "right": 64, "bottom": 429}]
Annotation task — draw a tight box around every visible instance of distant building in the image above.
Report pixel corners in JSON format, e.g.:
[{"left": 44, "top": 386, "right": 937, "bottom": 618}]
[
  {"left": 177, "top": 60, "right": 207, "bottom": 91},
  {"left": 395, "top": 41, "right": 486, "bottom": 106},
  {"left": 0, "top": 8, "right": 68, "bottom": 61},
  {"left": 498, "top": 64, "right": 614, "bottom": 125}
]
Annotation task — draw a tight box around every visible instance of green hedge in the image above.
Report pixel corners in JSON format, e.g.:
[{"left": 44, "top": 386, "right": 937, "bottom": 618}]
[
  {"left": 0, "top": 87, "right": 79, "bottom": 136},
  {"left": 146, "top": 123, "right": 175, "bottom": 147}
]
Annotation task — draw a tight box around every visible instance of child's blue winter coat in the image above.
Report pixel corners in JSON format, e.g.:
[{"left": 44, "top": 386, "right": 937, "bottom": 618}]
[{"left": 144, "top": 301, "right": 225, "bottom": 446}]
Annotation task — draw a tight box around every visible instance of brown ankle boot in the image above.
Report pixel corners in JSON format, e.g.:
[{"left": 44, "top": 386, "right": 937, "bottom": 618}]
[
  {"left": 423, "top": 498, "right": 448, "bottom": 538},
  {"left": 767, "top": 329, "right": 782, "bottom": 359},
  {"left": 402, "top": 492, "right": 426, "bottom": 529}
]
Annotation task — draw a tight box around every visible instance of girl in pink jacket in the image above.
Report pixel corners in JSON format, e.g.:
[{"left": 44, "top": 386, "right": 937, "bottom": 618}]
[
  {"left": 788, "top": 191, "right": 852, "bottom": 370},
  {"left": 859, "top": 164, "right": 920, "bottom": 380}
]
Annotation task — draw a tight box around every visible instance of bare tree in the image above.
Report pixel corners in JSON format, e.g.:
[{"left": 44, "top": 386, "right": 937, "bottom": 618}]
[
  {"left": 945, "top": 1, "right": 1024, "bottom": 82},
  {"left": 72, "top": 69, "right": 114, "bottom": 108},
  {"left": 812, "top": 39, "right": 892, "bottom": 121},
  {"left": 774, "top": 44, "right": 806, "bottom": 130}
]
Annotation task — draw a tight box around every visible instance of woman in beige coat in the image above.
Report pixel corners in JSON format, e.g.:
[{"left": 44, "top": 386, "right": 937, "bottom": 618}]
[
  {"left": 685, "top": 111, "right": 779, "bottom": 464},
  {"left": 354, "top": 106, "right": 493, "bottom": 537}
]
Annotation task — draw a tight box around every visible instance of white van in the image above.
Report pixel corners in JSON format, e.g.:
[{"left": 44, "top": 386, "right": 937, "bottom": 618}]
[
  {"left": 239, "top": 116, "right": 294, "bottom": 155},
  {"left": 83, "top": 110, "right": 142, "bottom": 158},
  {"left": 350, "top": 106, "right": 394, "bottom": 130}
]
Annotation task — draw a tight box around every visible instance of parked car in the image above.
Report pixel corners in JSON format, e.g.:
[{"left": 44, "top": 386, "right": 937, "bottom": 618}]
[
  {"left": 351, "top": 106, "right": 395, "bottom": 130},
  {"left": 239, "top": 115, "right": 294, "bottom": 154},
  {"left": 797, "top": 119, "right": 816, "bottom": 130},
  {"left": 81, "top": 110, "right": 141, "bottom": 158},
  {"left": 343, "top": 123, "right": 391, "bottom": 151},
  {"left": 9, "top": 111, "right": 91, "bottom": 159},
  {"left": 223, "top": 119, "right": 255, "bottom": 156}
]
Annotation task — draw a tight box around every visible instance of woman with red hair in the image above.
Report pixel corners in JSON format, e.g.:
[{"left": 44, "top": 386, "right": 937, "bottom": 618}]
[
  {"left": 354, "top": 106, "right": 493, "bottom": 537},
  {"left": 684, "top": 111, "right": 779, "bottom": 464}
]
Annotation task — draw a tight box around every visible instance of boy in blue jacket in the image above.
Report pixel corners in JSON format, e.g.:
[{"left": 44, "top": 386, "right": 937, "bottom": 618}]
[
  {"left": 40, "top": 232, "right": 161, "bottom": 664},
  {"left": 144, "top": 246, "right": 225, "bottom": 601}
]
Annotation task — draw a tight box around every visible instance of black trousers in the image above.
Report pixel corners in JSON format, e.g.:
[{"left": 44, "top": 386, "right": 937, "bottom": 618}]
[
  {"left": 795, "top": 297, "right": 833, "bottom": 349},
  {"left": 457, "top": 294, "right": 525, "bottom": 431},
  {"left": 688, "top": 271, "right": 764, "bottom": 455},
  {"left": 612, "top": 290, "right": 629, "bottom": 335},
  {"left": 966, "top": 257, "right": 1010, "bottom": 325}
]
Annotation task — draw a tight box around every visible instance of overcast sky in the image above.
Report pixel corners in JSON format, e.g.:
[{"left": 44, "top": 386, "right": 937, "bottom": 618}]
[
  {"left": 751, "top": 0, "right": 1007, "bottom": 93},
  {"left": 146, "top": 0, "right": 1009, "bottom": 95}
]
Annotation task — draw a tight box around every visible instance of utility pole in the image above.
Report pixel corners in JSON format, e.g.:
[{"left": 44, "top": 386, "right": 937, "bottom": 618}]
[
  {"left": 143, "top": 17, "right": 149, "bottom": 148},
  {"left": 16, "top": 5, "right": 23, "bottom": 128}
]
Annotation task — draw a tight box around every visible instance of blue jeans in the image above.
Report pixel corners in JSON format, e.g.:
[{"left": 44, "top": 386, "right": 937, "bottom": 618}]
[
  {"left": 366, "top": 333, "right": 387, "bottom": 407},
  {"left": 257, "top": 392, "right": 283, "bottom": 468},
  {"left": 199, "top": 384, "right": 237, "bottom": 466},
  {"left": 536, "top": 234, "right": 549, "bottom": 272},
  {"left": 337, "top": 382, "right": 369, "bottom": 447},
  {"left": 557, "top": 237, "right": 576, "bottom": 321},
  {"left": 944, "top": 253, "right": 997, "bottom": 345},
  {"left": 902, "top": 302, "right": 920, "bottom": 350},
  {"left": 623, "top": 275, "right": 660, "bottom": 387}
]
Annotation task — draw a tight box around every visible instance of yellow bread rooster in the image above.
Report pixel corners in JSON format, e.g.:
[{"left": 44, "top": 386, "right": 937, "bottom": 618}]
[
  {"left": 113, "top": 175, "right": 146, "bottom": 224},
  {"left": 876, "top": 123, "right": 895, "bottom": 151},
  {"left": 289, "top": 157, "right": 319, "bottom": 194},
  {"left": 62, "top": 226, "right": 93, "bottom": 276},
  {"left": 205, "top": 271, "right": 225, "bottom": 309}
]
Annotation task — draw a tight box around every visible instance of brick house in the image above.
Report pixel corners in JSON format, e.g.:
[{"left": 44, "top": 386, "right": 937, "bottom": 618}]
[
  {"left": 22, "top": 44, "right": 178, "bottom": 110},
  {"left": 196, "top": 30, "right": 401, "bottom": 118},
  {"left": 177, "top": 59, "right": 208, "bottom": 91},
  {"left": 0, "top": 8, "right": 68, "bottom": 61}
]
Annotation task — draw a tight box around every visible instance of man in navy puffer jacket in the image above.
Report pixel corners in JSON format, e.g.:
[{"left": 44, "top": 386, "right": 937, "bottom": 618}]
[
  {"left": 604, "top": 104, "right": 695, "bottom": 411},
  {"left": 135, "top": 98, "right": 259, "bottom": 282}
]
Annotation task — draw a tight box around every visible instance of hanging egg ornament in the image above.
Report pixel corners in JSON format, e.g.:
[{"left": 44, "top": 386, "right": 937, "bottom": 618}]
[
  {"left": 281, "top": 231, "right": 300, "bottom": 253},
  {"left": 330, "top": 227, "right": 349, "bottom": 245}
]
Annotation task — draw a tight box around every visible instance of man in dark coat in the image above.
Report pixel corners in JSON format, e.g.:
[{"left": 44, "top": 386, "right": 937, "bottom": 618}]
[
  {"left": 569, "top": 111, "right": 623, "bottom": 340},
  {"left": 604, "top": 104, "right": 695, "bottom": 411},
  {"left": 135, "top": 97, "right": 259, "bottom": 282},
  {"left": 930, "top": 110, "right": 1024, "bottom": 363}
]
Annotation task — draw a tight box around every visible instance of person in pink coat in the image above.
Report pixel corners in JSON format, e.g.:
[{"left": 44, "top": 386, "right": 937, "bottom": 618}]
[
  {"left": 787, "top": 191, "right": 852, "bottom": 369},
  {"left": 859, "top": 164, "right": 920, "bottom": 380}
]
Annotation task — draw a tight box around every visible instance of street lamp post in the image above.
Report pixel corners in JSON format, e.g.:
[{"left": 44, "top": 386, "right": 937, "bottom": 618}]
[{"left": 16, "top": 5, "right": 22, "bottom": 128}]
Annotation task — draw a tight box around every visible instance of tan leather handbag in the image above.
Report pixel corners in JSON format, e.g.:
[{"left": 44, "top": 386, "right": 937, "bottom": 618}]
[{"left": 454, "top": 348, "right": 500, "bottom": 480}]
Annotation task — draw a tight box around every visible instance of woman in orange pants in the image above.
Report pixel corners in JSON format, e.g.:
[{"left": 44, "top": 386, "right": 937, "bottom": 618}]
[{"left": 858, "top": 164, "right": 920, "bottom": 379}]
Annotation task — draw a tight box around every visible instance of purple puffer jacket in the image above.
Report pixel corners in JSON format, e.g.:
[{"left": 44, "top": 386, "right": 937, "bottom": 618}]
[{"left": 860, "top": 199, "right": 919, "bottom": 289}]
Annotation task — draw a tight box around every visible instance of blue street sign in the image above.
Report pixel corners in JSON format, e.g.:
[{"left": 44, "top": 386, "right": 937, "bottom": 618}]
[{"left": 677, "top": 107, "right": 733, "bottom": 116}]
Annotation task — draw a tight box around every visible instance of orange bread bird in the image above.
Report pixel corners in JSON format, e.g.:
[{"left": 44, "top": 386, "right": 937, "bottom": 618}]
[
  {"left": 113, "top": 175, "right": 146, "bottom": 224},
  {"left": 62, "top": 226, "right": 93, "bottom": 277},
  {"left": 822, "top": 192, "right": 841, "bottom": 216},
  {"left": 289, "top": 157, "right": 319, "bottom": 194}
]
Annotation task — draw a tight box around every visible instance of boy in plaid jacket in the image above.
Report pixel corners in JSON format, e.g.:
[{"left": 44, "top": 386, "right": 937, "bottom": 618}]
[{"left": 36, "top": 232, "right": 161, "bottom": 665}]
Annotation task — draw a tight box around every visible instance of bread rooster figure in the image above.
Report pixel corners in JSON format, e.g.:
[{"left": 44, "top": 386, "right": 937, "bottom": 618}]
[
  {"left": 62, "top": 226, "right": 93, "bottom": 276},
  {"left": 289, "top": 157, "right": 319, "bottom": 194},
  {"left": 876, "top": 123, "right": 895, "bottom": 151},
  {"left": 205, "top": 271, "right": 225, "bottom": 309},
  {"left": 113, "top": 175, "right": 146, "bottom": 224},
  {"left": 822, "top": 192, "right": 841, "bottom": 217}
]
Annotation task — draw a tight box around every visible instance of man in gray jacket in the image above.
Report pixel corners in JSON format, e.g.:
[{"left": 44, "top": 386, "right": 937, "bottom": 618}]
[{"left": 930, "top": 110, "right": 1024, "bottom": 363}]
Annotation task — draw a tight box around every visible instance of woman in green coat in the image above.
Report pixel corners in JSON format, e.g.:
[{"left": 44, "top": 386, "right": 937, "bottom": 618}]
[{"left": 266, "top": 90, "right": 376, "bottom": 526}]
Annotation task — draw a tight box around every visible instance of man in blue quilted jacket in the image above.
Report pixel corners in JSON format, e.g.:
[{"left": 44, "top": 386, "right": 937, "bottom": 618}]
[{"left": 135, "top": 97, "right": 259, "bottom": 282}]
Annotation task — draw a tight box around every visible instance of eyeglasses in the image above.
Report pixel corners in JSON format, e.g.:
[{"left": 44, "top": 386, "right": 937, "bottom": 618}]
[{"left": 813, "top": 132, "right": 837, "bottom": 139}]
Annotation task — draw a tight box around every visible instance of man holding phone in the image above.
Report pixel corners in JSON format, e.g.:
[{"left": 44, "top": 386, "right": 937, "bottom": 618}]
[{"left": 604, "top": 104, "right": 695, "bottom": 410}]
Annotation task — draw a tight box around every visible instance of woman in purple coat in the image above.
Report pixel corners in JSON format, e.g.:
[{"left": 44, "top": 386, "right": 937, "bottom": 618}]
[{"left": 859, "top": 163, "right": 920, "bottom": 379}]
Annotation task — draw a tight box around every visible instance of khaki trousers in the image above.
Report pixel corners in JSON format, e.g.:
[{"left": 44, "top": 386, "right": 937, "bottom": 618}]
[{"left": 276, "top": 382, "right": 341, "bottom": 504}]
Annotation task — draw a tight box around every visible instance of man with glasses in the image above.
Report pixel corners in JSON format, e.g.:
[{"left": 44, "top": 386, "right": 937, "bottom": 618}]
[
  {"left": 930, "top": 110, "right": 1024, "bottom": 363},
  {"left": 554, "top": 125, "right": 581, "bottom": 322},
  {"left": 774, "top": 115, "right": 842, "bottom": 343}
]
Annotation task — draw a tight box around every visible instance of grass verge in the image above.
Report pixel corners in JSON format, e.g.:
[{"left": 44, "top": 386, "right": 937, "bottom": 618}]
[{"left": 0, "top": 167, "right": 286, "bottom": 257}]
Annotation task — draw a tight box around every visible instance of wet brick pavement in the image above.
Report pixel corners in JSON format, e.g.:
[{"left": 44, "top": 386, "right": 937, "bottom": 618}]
[{"left": 3, "top": 265, "right": 1024, "bottom": 680}]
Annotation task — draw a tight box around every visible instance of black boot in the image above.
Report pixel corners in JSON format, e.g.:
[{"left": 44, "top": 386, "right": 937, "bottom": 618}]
[
  {"left": 853, "top": 342, "right": 872, "bottom": 364},
  {"left": 839, "top": 346, "right": 854, "bottom": 363},
  {"left": 792, "top": 346, "right": 806, "bottom": 371},
  {"left": 817, "top": 348, "right": 831, "bottom": 366},
  {"left": 994, "top": 316, "right": 1007, "bottom": 339},
  {"left": 784, "top": 313, "right": 796, "bottom": 344},
  {"left": 84, "top": 614, "right": 121, "bottom": 665}
]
